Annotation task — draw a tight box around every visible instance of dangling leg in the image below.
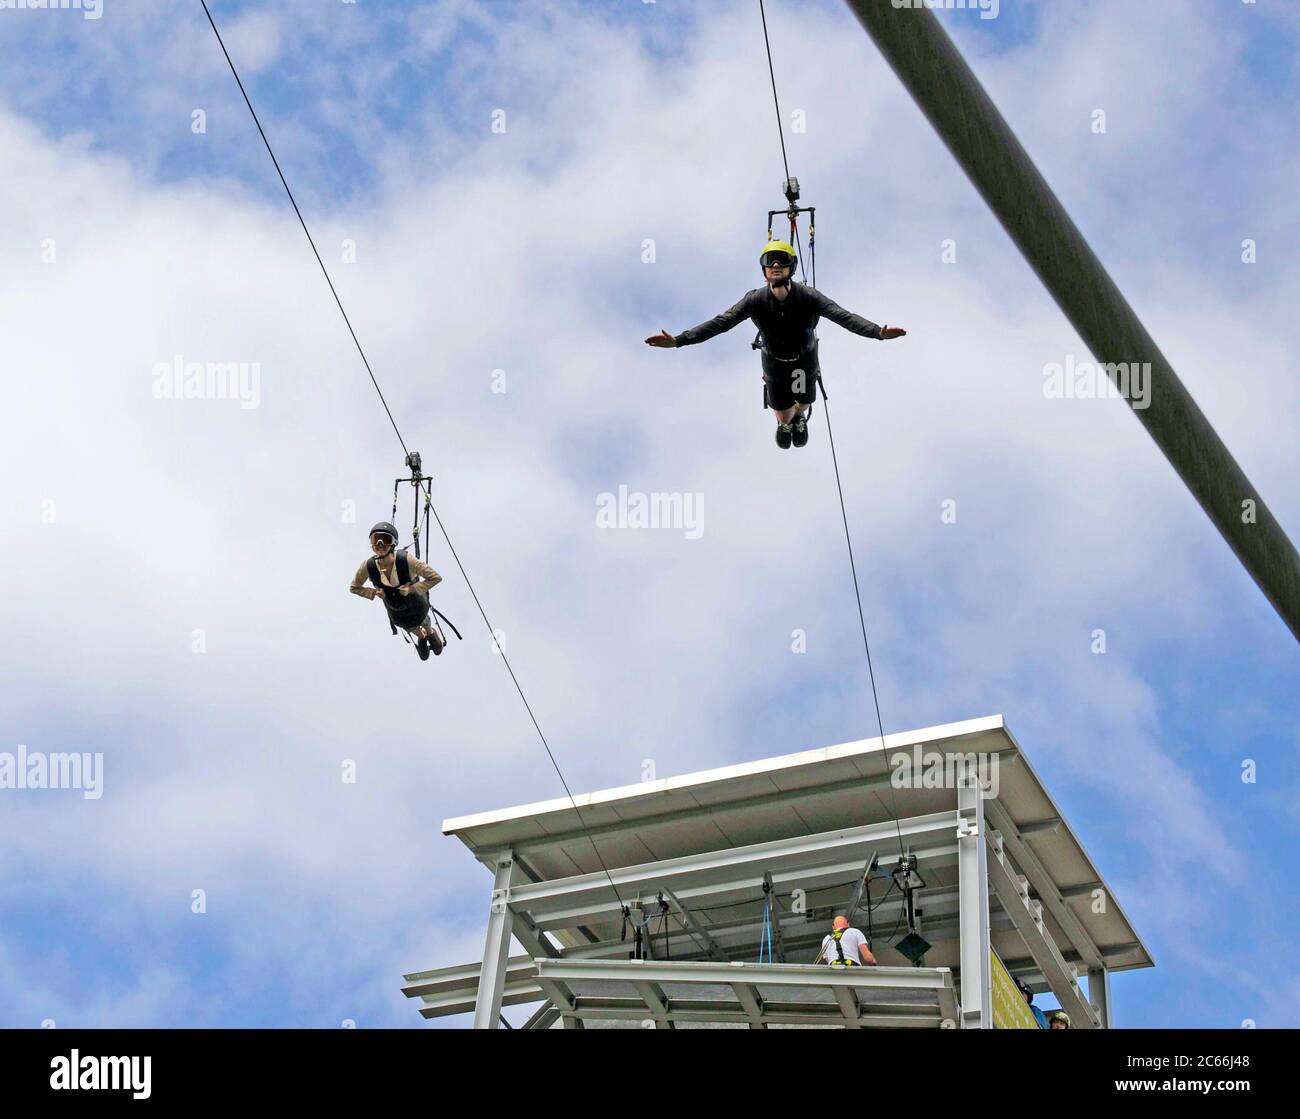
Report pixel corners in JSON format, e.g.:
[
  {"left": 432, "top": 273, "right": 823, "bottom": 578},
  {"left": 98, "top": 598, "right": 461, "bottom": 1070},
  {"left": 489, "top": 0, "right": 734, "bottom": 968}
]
[
  {"left": 406, "top": 608, "right": 433, "bottom": 659},
  {"left": 765, "top": 357, "right": 806, "bottom": 450},
  {"left": 790, "top": 361, "right": 818, "bottom": 448},
  {"left": 413, "top": 605, "right": 443, "bottom": 658},
  {"left": 790, "top": 403, "right": 810, "bottom": 447},
  {"left": 768, "top": 387, "right": 797, "bottom": 450}
]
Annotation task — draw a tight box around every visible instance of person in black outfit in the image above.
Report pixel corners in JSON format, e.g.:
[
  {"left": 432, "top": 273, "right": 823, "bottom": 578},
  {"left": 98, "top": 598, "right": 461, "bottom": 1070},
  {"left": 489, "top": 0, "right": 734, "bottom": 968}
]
[{"left": 646, "top": 239, "right": 905, "bottom": 448}]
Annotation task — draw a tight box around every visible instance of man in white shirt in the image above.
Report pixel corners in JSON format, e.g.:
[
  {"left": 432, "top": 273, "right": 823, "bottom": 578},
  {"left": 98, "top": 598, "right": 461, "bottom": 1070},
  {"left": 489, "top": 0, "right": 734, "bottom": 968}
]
[{"left": 820, "top": 914, "right": 877, "bottom": 967}]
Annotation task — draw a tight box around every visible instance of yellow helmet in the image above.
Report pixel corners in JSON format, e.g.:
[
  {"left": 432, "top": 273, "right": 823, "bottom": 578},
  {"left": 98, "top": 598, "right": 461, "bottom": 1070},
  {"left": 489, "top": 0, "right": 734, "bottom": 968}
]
[{"left": 759, "top": 239, "right": 797, "bottom": 271}]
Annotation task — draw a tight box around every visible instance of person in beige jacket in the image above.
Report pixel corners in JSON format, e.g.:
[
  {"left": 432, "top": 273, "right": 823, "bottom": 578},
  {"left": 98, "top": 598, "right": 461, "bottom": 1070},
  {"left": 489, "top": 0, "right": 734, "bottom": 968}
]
[{"left": 350, "top": 521, "right": 444, "bottom": 660}]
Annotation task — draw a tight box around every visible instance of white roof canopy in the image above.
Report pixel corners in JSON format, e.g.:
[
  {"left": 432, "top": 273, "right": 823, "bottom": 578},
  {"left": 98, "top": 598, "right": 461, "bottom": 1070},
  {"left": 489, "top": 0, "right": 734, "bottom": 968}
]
[{"left": 440, "top": 715, "right": 1153, "bottom": 976}]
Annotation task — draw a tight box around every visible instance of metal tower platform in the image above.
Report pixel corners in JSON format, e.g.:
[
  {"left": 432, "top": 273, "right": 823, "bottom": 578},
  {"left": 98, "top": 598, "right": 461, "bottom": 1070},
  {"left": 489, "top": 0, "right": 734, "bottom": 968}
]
[{"left": 404, "top": 715, "right": 1152, "bottom": 1028}]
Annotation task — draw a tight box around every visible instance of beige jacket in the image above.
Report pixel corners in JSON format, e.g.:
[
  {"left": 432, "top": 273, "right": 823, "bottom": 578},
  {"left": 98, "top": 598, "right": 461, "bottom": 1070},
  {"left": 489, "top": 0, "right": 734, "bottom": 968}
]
[{"left": 350, "top": 552, "right": 443, "bottom": 599}]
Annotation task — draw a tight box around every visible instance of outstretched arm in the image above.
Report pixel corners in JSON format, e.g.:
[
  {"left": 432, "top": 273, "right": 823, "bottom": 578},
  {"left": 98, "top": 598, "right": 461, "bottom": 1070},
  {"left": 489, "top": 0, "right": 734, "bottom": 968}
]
[
  {"left": 645, "top": 292, "right": 753, "bottom": 348},
  {"left": 809, "top": 288, "right": 905, "bottom": 340}
]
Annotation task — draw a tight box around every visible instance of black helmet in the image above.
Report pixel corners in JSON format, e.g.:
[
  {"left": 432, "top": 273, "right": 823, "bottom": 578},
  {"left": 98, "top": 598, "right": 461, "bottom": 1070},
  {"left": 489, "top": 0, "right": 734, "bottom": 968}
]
[{"left": 369, "top": 522, "right": 398, "bottom": 548}]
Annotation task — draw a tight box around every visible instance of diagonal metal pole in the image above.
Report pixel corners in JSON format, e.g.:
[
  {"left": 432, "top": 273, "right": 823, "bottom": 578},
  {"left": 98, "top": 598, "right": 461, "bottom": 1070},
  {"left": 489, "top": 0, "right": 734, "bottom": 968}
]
[
  {"left": 662, "top": 886, "right": 731, "bottom": 962},
  {"left": 845, "top": 0, "right": 1300, "bottom": 643}
]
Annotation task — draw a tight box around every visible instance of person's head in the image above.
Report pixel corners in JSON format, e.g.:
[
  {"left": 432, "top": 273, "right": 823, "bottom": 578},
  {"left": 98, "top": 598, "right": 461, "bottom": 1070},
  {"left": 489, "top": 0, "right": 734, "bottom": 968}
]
[
  {"left": 832, "top": 914, "right": 850, "bottom": 931},
  {"left": 1015, "top": 978, "right": 1034, "bottom": 1005},
  {"left": 1049, "top": 1011, "right": 1071, "bottom": 1030},
  {"left": 759, "top": 240, "right": 796, "bottom": 290},
  {"left": 369, "top": 522, "right": 398, "bottom": 557}
]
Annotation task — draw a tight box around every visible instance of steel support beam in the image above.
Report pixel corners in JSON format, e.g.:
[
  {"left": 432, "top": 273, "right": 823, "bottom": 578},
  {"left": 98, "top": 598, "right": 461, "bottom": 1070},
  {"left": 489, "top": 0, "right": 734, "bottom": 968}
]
[
  {"left": 537, "top": 957, "right": 956, "bottom": 989},
  {"left": 507, "top": 813, "right": 960, "bottom": 929},
  {"left": 833, "top": 985, "right": 864, "bottom": 1027},
  {"left": 842, "top": 851, "right": 879, "bottom": 924},
  {"left": 402, "top": 955, "right": 533, "bottom": 1001},
  {"left": 540, "top": 1000, "right": 942, "bottom": 1028},
  {"left": 409, "top": 978, "right": 544, "bottom": 1020},
  {"left": 662, "top": 886, "right": 729, "bottom": 961},
  {"left": 633, "top": 981, "right": 676, "bottom": 1029},
  {"left": 956, "top": 769, "right": 991, "bottom": 1028},
  {"left": 985, "top": 799, "right": 1104, "bottom": 970},
  {"left": 731, "top": 982, "right": 766, "bottom": 1029},
  {"left": 535, "top": 958, "right": 959, "bottom": 1029},
  {"left": 472, "top": 852, "right": 519, "bottom": 1030},
  {"left": 522, "top": 1000, "right": 559, "bottom": 1031},
  {"left": 985, "top": 827, "right": 1099, "bottom": 1028},
  {"left": 844, "top": 0, "right": 1300, "bottom": 642},
  {"left": 1089, "top": 965, "right": 1113, "bottom": 1029}
]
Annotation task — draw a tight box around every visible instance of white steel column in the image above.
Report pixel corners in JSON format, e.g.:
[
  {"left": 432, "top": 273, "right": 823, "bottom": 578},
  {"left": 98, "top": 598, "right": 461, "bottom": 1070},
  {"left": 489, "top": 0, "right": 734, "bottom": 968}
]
[
  {"left": 1089, "top": 966, "right": 1113, "bottom": 1029},
  {"left": 956, "top": 766, "right": 991, "bottom": 1028},
  {"left": 472, "top": 851, "right": 518, "bottom": 1030}
]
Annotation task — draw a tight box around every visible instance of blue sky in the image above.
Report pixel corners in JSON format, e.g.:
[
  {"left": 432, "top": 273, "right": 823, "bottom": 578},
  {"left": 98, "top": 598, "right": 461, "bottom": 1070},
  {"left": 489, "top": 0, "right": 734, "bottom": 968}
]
[{"left": 1, "top": 0, "right": 1297, "bottom": 1029}]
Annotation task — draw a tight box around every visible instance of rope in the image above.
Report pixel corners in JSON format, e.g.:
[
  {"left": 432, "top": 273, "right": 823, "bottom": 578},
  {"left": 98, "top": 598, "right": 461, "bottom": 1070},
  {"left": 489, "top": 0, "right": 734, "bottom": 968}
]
[
  {"left": 821, "top": 399, "right": 908, "bottom": 858},
  {"left": 201, "top": 0, "right": 626, "bottom": 911}
]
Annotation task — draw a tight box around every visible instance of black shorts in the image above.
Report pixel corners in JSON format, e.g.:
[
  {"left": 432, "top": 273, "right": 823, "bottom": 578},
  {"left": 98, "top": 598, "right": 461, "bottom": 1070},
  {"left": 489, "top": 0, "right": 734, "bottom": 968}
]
[
  {"left": 383, "top": 589, "right": 431, "bottom": 632},
  {"left": 762, "top": 347, "right": 820, "bottom": 411}
]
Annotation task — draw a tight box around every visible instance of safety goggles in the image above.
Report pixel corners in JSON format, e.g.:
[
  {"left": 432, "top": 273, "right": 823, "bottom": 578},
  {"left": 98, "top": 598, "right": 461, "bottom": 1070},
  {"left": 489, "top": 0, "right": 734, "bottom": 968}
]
[{"left": 760, "top": 252, "right": 794, "bottom": 269}]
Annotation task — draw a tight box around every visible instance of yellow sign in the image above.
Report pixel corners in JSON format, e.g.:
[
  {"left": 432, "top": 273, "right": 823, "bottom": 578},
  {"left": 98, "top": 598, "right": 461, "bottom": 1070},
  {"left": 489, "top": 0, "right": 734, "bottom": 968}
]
[{"left": 990, "top": 948, "right": 1040, "bottom": 1029}]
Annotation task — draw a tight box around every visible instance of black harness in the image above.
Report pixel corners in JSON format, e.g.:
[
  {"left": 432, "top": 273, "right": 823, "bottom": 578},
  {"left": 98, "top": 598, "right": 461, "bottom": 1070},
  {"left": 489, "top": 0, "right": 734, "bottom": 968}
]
[
  {"left": 367, "top": 549, "right": 463, "bottom": 643},
  {"left": 827, "top": 927, "right": 859, "bottom": 967},
  {"left": 367, "top": 550, "right": 429, "bottom": 634},
  {"left": 753, "top": 288, "right": 827, "bottom": 412},
  {"left": 368, "top": 549, "right": 411, "bottom": 591}
]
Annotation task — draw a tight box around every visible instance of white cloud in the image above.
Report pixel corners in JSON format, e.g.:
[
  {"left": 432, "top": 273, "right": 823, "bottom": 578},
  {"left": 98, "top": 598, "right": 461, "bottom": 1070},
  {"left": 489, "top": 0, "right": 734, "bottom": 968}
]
[{"left": 0, "top": 0, "right": 1295, "bottom": 1026}]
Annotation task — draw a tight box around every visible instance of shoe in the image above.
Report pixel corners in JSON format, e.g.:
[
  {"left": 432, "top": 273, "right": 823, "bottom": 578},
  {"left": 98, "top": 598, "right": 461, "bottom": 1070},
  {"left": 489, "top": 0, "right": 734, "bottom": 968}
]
[
  {"left": 791, "top": 412, "right": 809, "bottom": 447},
  {"left": 416, "top": 636, "right": 430, "bottom": 661},
  {"left": 775, "top": 423, "right": 793, "bottom": 449},
  {"left": 431, "top": 629, "right": 446, "bottom": 656}
]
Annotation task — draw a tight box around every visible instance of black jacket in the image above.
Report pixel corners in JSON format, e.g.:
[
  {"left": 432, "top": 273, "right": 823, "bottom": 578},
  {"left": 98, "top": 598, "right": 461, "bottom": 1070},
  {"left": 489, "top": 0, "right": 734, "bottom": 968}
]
[{"left": 675, "top": 282, "right": 882, "bottom": 360}]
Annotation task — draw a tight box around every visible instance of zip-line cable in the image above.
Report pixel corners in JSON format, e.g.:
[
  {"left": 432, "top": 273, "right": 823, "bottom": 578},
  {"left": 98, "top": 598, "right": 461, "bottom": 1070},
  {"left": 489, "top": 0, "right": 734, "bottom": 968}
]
[
  {"left": 199, "top": 0, "right": 626, "bottom": 912},
  {"left": 759, "top": 0, "right": 793, "bottom": 186},
  {"left": 757, "top": 0, "right": 907, "bottom": 862},
  {"left": 199, "top": 1, "right": 407, "bottom": 461}
]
